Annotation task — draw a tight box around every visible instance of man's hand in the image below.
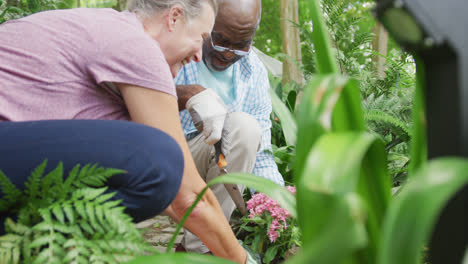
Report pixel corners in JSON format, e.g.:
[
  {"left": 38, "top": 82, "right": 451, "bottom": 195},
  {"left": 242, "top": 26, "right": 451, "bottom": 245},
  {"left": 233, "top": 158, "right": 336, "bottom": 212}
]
[{"left": 186, "top": 89, "right": 227, "bottom": 145}]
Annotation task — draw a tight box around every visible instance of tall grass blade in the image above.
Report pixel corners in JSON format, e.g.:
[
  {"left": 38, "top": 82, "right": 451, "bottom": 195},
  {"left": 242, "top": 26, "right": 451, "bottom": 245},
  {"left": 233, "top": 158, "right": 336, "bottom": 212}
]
[
  {"left": 409, "top": 56, "right": 427, "bottom": 176},
  {"left": 295, "top": 75, "right": 364, "bottom": 180},
  {"left": 270, "top": 88, "right": 297, "bottom": 146},
  {"left": 306, "top": 0, "right": 339, "bottom": 74},
  {"left": 378, "top": 158, "right": 468, "bottom": 264}
]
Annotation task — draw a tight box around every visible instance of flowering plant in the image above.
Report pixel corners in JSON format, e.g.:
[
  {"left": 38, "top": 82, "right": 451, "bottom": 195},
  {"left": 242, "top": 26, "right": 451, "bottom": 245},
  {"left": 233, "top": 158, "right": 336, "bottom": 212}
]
[{"left": 235, "top": 186, "right": 301, "bottom": 264}]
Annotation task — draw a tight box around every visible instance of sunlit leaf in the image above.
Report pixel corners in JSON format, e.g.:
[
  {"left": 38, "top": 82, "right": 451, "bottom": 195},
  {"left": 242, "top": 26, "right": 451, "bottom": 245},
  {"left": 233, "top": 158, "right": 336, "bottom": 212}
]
[
  {"left": 208, "top": 173, "right": 297, "bottom": 218},
  {"left": 379, "top": 158, "right": 468, "bottom": 264},
  {"left": 408, "top": 55, "right": 427, "bottom": 176},
  {"left": 295, "top": 132, "right": 390, "bottom": 263},
  {"left": 270, "top": 88, "right": 297, "bottom": 146},
  {"left": 305, "top": 0, "right": 339, "bottom": 74}
]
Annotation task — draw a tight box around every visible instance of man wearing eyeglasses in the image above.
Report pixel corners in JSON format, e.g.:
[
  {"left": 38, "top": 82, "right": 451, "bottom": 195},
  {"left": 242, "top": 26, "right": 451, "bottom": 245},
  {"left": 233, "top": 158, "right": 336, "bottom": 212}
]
[{"left": 174, "top": 0, "right": 284, "bottom": 255}]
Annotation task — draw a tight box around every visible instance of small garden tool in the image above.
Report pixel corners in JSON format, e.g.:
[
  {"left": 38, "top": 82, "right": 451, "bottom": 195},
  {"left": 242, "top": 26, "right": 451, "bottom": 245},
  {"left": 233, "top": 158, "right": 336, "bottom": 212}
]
[
  {"left": 192, "top": 112, "right": 247, "bottom": 215},
  {"left": 215, "top": 141, "right": 248, "bottom": 216}
]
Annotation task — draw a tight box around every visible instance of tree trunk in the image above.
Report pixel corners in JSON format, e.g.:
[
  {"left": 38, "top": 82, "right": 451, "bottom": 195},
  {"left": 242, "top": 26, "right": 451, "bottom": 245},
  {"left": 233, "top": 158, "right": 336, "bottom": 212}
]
[
  {"left": 372, "top": 22, "right": 389, "bottom": 78},
  {"left": 280, "top": 0, "right": 303, "bottom": 86}
]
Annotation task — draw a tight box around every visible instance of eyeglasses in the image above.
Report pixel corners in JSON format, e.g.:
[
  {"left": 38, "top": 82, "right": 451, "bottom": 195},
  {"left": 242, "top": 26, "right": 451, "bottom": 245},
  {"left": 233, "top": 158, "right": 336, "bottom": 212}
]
[{"left": 210, "top": 36, "right": 251, "bottom": 56}]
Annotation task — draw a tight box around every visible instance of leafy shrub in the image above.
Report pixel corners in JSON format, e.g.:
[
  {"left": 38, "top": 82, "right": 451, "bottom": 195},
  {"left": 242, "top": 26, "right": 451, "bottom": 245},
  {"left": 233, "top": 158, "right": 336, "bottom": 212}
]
[{"left": 0, "top": 160, "right": 156, "bottom": 263}]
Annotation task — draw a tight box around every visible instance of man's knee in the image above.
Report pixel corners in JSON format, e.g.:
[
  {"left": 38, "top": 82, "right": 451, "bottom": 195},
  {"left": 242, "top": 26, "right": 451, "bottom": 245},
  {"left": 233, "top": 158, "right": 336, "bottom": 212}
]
[{"left": 224, "top": 112, "right": 261, "bottom": 151}]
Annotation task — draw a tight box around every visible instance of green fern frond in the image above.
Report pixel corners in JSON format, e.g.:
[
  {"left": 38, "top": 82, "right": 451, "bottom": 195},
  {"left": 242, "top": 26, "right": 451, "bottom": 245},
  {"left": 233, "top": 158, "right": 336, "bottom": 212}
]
[
  {"left": 0, "top": 170, "right": 21, "bottom": 212},
  {"left": 24, "top": 160, "right": 47, "bottom": 199},
  {"left": 0, "top": 219, "right": 33, "bottom": 264},
  {"left": 62, "top": 164, "right": 81, "bottom": 196},
  {"left": 0, "top": 233, "right": 21, "bottom": 264},
  {"left": 74, "top": 164, "right": 125, "bottom": 188},
  {"left": 365, "top": 109, "right": 412, "bottom": 136},
  {"left": 1, "top": 162, "right": 150, "bottom": 263},
  {"left": 40, "top": 162, "right": 64, "bottom": 197},
  {"left": 4, "top": 218, "right": 29, "bottom": 235}
]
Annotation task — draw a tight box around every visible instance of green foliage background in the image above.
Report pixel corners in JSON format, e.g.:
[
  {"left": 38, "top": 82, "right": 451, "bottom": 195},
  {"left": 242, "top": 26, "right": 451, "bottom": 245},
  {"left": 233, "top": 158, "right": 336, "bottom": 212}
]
[{"left": 260, "top": 0, "right": 416, "bottom": 186}]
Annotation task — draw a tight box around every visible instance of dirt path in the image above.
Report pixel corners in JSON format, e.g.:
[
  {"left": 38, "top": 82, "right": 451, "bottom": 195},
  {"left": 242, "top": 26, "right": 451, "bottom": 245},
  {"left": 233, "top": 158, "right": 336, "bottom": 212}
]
[{"left": 136, "top": 215, "right": 183, "bottom": 253}]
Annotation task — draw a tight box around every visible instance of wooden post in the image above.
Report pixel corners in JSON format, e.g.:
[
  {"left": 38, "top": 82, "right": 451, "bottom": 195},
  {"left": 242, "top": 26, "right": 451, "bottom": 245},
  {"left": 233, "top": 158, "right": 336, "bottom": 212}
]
[
  {"left": 372, "top": 22, "right": 389, "bottom": 78},
  {"left": 280, "top": 0, "right": 303, "bottom": 86}
]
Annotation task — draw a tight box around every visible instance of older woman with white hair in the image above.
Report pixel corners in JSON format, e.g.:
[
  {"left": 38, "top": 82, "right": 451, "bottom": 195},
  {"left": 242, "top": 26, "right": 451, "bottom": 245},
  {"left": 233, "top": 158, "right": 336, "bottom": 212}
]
[{"left": 0, "top": 1, "right": 253, "bottom": 263}]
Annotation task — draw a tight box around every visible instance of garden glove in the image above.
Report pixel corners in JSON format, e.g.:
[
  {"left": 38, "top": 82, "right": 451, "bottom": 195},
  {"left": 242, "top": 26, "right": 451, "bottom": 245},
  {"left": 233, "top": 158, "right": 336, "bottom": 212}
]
[{"left": 186, "top": 89, "right": 228, "bottom": 145}]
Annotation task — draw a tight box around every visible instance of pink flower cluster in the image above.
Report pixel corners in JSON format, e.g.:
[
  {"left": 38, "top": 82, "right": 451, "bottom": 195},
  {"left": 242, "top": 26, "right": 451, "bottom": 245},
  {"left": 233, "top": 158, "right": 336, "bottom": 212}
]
[{"left": 246, "top": 186, "right": 296, "bottom": 242}]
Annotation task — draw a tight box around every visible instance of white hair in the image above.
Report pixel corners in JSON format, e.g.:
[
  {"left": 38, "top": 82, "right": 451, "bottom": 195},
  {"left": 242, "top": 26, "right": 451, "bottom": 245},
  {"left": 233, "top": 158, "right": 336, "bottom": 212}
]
[{"left": 127, "top": 0, "right": 218, "bottom": 21}]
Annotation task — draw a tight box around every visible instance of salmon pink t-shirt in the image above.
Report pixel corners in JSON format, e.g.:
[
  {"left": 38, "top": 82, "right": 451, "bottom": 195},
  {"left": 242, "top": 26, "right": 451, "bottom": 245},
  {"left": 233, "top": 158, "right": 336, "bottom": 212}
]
[{"left": 0, "top": 8, "right": 175, "bottom": 121}]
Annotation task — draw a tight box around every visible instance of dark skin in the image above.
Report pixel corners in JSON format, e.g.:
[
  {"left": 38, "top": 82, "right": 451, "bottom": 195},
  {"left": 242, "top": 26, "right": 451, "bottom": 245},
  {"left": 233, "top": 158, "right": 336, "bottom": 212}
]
[{"left": 177, "top": 0, "right": 261, "bottom": 110}]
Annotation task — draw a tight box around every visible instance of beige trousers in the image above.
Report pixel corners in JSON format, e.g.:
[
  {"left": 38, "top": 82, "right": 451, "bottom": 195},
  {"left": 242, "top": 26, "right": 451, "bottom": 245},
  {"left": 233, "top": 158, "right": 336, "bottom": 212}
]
[{"left": 182, "top": 112, "right": 261, "bottom": 253}]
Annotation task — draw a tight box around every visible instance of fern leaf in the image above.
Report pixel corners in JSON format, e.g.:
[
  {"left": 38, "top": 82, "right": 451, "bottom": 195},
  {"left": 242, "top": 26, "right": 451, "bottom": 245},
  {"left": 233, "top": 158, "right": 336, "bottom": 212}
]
[
  {"left": 4, "top": 218, "right": 29, "bottom": 235},
  {"left": 40, "top": 162, "right": 64, "bottom": 196},
  {"left": 85, "top": 202, "right": 104, "bottom": 234},
  {"left": 63, "top": 247, "right": 80, "bottom": 263},
  {"left": 12, "top": 245, "right": 20, "bottom": 264},
  {"left": 0, "top": 170, "right": 22, "bottom": 212},
  {"left": 365, "top": 109, "right": 412, "bottom": 136},
  {"left": 62, "top": 163, "right": 81, "bottom": 196},
  {"left": 79, "top": 167, "right": 125, "bottom": 188},
  {"left": 102, "top": 199, "right": 122, "bottom": 209},
  {"left": 33, "top": 247, "right": 63, "bottom": 264},
  {"left": 51, "top": 203, "right": 65, "bottom": 224},
  {"left": 38, "top": 207, "right": 52, "bottom": 223},
  {"left": 22, "top": 231, "right": 32, "bottom": 262},
  {"left": 29, "top": 235, "right": 52, "bottom": 249},
  {"left": 74, "top": 200, "right": 87, "bottom": 220},
  {"left": 79, "top": 221, "right": 94, "bottom": 234},
  {"left": 73, "top": 164, "right": 91, "bottom": 189},
  {"left": 88, "top": 251, "right": 116, "bottom": 263},
  {"left": 95, "top": 204, "right": 107, "bottom": 232},
  {"left": 94, "top": 191, "right": 116, "bottom": 204},
  {"left": 77, "top": 187, "right": 108, "bottom": 202},
  {"left": 0, "top": 233, "right": 22, "bottom": 243},
  {"left": 62, "top": 201, "right": 75, "bottom": 225},
  {"left": 24, "top": 160, "right": 47, "bottom": 199}
]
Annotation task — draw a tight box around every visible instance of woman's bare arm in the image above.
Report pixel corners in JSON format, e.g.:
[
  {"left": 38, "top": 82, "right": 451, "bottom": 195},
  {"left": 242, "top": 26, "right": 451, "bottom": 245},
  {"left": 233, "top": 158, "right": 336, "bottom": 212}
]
[{"left": 118, "top": 83, "right": 246, "bottom": 264}]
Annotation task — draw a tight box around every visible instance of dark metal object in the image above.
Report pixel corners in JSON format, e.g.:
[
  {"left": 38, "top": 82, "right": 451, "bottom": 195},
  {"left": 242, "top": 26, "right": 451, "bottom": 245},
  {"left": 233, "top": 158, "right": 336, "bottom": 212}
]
[{"left": 374, "top": 0, "right": 468, "bottom": 262}]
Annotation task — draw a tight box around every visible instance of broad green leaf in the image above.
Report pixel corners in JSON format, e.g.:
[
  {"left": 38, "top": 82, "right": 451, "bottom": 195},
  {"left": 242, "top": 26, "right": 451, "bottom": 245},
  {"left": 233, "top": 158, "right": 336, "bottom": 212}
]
[
  {"left": 125, "top": 253, "right": 236, "bottom": 264},
  {"left": 296, "top": 75, "right": 365, "bottom": 180},
  {"left": 264, "top": 245, "right": 279, "bottom": 264},
  {"left": 331, "top": 79, "right": 366, "bottom": 132},
  {"left": 379, "top": 158, "right": 468, "bottom": 264},
  {"left": 208, "top": 174, "right": 296, "bottom": 218},
  {"left": 270, "top": 88, "right": 297, "bottom": 146},
  {"left": 296, "top": 132, "right": 391, "bottom": 264},
  {"left": 409, "top": 55, "right": 427, "bottom": 176}
]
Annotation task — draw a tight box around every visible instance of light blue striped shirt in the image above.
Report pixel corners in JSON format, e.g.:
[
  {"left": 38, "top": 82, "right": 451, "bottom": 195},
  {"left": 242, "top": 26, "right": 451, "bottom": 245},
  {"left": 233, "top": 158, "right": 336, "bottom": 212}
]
[{"left": 175, "top": 51, "right": 285, "bottom": 186}]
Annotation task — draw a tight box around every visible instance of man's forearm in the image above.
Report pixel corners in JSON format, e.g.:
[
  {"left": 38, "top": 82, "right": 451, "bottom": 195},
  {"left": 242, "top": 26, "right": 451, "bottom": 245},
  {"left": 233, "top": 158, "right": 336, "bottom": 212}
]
[{"left": 176, "top": 84, "right": 206, "bottom": 111}]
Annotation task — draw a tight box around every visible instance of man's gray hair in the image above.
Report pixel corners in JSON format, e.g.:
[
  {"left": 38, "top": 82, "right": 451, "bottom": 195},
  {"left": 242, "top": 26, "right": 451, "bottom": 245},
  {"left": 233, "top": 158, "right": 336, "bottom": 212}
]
[{"left": 127, "top": 0, "right": 218, "bottom": 21}]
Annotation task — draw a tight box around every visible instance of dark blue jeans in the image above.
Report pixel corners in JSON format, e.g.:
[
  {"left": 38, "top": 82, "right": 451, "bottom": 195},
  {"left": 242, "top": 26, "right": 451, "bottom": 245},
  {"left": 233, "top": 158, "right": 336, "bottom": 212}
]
[{"left": 0, "top": 120, "right": 184, "bottom": 232}]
